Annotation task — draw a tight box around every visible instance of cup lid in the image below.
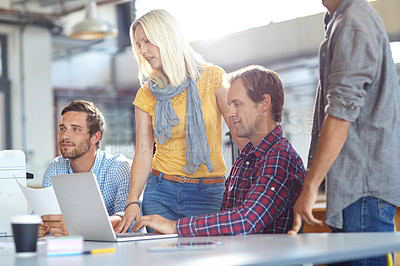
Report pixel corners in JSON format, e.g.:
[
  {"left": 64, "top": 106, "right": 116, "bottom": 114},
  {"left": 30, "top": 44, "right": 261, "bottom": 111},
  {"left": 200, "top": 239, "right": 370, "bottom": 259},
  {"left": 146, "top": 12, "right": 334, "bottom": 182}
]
[{"left": 10, "top": 215, "right": 42, "bottom": 224}]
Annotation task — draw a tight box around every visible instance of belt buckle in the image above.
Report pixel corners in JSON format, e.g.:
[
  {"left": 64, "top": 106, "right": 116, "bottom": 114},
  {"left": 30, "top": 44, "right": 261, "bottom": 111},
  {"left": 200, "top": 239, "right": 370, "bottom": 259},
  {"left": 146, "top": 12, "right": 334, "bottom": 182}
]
[{"left": 178, "top": 176, "right": 186, "bottom": 183}]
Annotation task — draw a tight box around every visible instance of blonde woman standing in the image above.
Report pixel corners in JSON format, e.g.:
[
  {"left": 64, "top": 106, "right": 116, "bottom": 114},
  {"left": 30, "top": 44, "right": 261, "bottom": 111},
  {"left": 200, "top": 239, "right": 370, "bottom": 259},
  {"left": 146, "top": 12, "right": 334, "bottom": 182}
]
[{"left": 116, "top": 9, "right": 246, "bottom": 233}]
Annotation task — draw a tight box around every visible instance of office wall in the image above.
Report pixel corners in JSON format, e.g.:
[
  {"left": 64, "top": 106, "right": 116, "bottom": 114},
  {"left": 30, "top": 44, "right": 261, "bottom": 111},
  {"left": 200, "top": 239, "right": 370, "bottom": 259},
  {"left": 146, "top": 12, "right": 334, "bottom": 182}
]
[
  {"left": 113, "top": 49, "right": 140, "bottom": 90},
  {"left": 0, "top": 24, "right": 55, "bottom": 187},
  {"left": 52, "top": 51, "right": 113, "bottom": 89},
  {"left": 22, "top": 27, "right": 55, "bottom": 187},
  {"left": 52, "top": 48, "right": 139, "bottom": 90},
  {"left": 372, "top": 0, "right": 400, "bottom": 41}
]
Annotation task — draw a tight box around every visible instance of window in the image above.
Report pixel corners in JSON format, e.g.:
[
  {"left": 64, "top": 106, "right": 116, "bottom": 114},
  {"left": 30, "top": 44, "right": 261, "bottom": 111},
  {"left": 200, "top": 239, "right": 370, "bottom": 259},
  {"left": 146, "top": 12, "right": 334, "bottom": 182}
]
[{"left": 0, "top": 35, "right": 11, "bottom": 149}]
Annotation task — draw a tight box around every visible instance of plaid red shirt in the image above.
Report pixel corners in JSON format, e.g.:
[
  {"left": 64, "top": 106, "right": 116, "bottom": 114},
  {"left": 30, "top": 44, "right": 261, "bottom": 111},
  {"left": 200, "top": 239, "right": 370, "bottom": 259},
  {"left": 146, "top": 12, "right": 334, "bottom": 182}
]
[{"left": 177, "top": 125, "right": 305, "bottom": 236}]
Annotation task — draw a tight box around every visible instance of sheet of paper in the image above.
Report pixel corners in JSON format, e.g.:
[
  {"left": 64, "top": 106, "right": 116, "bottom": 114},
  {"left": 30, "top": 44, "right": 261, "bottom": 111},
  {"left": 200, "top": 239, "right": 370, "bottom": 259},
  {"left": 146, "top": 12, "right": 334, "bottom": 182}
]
[{"left": 15, "top": 177, "right": 61, "bottom": 215}]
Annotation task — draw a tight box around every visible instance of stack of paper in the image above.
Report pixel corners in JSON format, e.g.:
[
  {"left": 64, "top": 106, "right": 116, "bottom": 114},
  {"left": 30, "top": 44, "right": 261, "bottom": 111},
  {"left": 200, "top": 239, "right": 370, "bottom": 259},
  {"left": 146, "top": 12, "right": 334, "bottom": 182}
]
[{"left": 46, "top": 236, "right": 84, "bottom": 256}]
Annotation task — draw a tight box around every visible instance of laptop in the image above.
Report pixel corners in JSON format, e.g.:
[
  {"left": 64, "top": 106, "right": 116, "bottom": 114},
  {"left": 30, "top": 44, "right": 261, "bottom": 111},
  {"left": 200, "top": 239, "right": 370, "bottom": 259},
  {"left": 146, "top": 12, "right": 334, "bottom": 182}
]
[{"left": 50, "top": 172, "right": 178, "bottom": 242}]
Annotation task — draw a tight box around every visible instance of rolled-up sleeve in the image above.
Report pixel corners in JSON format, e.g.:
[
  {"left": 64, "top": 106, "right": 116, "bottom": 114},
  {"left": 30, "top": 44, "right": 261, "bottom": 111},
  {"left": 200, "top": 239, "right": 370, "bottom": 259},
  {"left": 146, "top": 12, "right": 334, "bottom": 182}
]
[{"left": 325, "top": 28, "right": 379, "bottom": 122}]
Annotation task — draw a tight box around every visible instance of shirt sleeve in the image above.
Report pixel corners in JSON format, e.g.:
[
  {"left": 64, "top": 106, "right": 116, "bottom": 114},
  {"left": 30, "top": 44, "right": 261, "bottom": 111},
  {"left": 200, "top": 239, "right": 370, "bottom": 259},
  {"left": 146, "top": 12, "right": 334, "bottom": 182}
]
[
  {"left": 42, "top": 161, "right": 56, "bottom": 188},
  {"left": 109, "top": 159, "right": 132, "bottom": 217},
  {"left": 133, "top": 86, "right": 156, "bottom": 113},
  {"left": 176, "top": 150, "right": 293, "bottom": 236},
  {"left": 325, "top": 26, "right": 379, "bottom": 122},
  {"left": 208, "top": 65, "right": 226, "bottom": 94}
]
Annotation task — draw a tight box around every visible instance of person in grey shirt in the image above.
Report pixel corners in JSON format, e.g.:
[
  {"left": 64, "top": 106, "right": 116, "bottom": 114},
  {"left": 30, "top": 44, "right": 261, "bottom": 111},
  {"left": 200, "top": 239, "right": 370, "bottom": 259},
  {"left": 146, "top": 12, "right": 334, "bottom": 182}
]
[{"left": 289, "top": 0, "right": 400, "bottom": 265}]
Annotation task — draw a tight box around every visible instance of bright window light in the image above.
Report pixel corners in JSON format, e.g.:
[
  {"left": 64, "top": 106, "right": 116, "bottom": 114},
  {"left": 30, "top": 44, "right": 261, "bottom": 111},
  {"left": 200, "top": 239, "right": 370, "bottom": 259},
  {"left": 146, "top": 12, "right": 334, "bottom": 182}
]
[
  {"left": 391, "top": 42, "right": 400, "bottom": 64},
  {"left": 135, "top": 0, "right": 325, "bottom": 42}
]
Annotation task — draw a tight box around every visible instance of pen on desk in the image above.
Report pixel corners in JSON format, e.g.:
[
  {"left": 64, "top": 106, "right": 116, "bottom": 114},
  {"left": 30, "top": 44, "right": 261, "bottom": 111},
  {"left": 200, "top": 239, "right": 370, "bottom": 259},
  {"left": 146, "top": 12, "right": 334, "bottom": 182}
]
[{"left": 83, "top": 248, "right": 116, "bottom": 255}]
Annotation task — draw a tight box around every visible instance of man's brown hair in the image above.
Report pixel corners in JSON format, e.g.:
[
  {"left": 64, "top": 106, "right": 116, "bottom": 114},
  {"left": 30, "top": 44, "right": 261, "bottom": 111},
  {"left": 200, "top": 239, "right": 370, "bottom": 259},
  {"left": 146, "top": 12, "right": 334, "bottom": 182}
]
[{"left": 228, "top": 65, "right": 284, "bottom": 123}]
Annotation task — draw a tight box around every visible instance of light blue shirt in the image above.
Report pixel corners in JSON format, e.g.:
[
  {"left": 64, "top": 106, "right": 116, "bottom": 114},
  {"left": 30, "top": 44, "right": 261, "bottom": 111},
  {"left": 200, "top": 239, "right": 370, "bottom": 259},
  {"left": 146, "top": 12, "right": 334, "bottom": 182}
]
[{"left": 42, "top": 149, "right": 132, "bottom": 218}]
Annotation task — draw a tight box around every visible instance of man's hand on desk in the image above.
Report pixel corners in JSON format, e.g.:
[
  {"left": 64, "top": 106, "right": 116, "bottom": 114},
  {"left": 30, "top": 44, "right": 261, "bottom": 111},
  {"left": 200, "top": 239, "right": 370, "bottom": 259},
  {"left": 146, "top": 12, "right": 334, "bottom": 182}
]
[
  {"left": 288, "top": 186, "right": 324, "bottom": 235},
  {"left": 131, "top": 215, "right": 178, "bottom": 234},
  {"left": 38, "top": 214, "right": 69, "bottom": 237},
  {"left": 114, "top": 204, "right": 141, "bottom": 233}
]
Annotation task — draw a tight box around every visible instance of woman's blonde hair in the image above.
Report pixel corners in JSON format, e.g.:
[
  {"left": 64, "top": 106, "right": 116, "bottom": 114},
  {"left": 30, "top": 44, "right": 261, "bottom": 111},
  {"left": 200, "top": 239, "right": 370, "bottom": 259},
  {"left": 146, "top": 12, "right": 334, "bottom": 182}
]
[{"left": 130, "top": 9, "right": 206, "bottom": 88}]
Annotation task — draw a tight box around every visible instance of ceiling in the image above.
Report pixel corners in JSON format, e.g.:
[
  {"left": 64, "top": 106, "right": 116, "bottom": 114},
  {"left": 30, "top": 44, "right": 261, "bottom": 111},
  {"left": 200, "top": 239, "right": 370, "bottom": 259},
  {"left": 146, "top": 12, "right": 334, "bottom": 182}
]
[
  {"left": 0, "top": 0, "right": 132, "bottom": 58},
  {"left": 5, "top": 0, "right": 128, "bottom": 17}
]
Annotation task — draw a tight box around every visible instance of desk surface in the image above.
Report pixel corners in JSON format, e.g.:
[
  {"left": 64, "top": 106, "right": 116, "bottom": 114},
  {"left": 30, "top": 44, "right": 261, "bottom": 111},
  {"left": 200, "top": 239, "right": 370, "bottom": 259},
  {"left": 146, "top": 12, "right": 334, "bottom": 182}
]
[{"left": 1, "top": 232, "right": 400, "bottom": 266}]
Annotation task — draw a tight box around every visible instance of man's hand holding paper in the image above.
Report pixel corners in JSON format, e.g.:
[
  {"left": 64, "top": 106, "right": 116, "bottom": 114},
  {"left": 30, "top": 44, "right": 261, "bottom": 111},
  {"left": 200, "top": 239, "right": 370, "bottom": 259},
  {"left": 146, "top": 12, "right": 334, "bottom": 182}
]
[{"left": 38, "top": 214, "right": 69, "bottom": 237}]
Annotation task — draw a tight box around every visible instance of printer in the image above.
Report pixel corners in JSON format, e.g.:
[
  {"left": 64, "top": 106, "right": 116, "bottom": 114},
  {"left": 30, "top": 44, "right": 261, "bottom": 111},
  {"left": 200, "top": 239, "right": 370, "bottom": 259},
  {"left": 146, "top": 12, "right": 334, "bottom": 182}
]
[{"left": 0, "top": 150, "right": 28, "bottom": 236}]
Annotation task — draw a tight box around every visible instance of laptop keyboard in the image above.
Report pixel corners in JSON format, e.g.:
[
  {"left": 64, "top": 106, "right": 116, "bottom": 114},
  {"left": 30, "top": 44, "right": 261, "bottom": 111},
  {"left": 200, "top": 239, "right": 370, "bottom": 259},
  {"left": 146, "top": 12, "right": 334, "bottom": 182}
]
[{"left": 115, "top": 232, "right": 152, "bottom": 238}]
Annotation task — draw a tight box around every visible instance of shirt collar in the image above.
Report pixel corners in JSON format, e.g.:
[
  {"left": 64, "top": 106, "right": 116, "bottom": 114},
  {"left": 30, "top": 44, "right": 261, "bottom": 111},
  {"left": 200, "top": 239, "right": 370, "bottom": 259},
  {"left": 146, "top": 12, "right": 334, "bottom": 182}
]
[
  {"left": 90, "top": 149, "right": 102, "bottom": 176},
  {"left": 324, "top": 0, "right": 351, "bottom": 34},
  {"left": 65, "top": 149, "right": 102, "bottom": 175},
  {"left": 240, "top": 125, "right": 283, "bottom": 158}
]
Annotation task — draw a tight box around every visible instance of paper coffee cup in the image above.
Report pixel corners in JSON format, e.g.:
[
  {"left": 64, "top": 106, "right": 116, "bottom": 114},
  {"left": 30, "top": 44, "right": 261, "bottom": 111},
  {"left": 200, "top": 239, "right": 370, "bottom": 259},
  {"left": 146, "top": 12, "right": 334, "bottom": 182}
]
[{"left": 10, "top": 215, "right": 42, "bottom": 256}]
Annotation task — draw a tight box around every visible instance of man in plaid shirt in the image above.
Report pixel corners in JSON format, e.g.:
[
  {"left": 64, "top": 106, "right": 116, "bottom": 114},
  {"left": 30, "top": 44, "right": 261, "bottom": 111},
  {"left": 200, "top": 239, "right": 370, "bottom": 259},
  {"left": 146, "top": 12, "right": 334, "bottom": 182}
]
[{"left": 132, "top": 65, "right": 306, "bottom": 236}]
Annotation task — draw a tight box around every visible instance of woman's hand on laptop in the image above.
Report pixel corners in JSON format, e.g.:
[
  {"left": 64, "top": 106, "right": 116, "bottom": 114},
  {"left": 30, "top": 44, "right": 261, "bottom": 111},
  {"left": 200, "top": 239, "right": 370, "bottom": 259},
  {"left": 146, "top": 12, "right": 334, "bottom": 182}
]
[
  {"left": 114, "top": 204, "right": 141, "bottom": 233},
  {"left": 110, "top": 215, "right": 122, "bottom": 230},
  {"left": 132, "top": 215, "right": 178, "bottom": 234},
  {"left": 41, "top": 214, "right": 69, "bottom": 237}
]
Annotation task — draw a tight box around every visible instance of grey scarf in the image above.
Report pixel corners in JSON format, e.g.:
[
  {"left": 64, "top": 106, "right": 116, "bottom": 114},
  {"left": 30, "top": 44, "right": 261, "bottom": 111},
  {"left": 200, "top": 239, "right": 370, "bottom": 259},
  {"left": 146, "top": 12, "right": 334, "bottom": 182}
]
[{"left": 148, "top": 76, "right": 213, "bottom": 175}]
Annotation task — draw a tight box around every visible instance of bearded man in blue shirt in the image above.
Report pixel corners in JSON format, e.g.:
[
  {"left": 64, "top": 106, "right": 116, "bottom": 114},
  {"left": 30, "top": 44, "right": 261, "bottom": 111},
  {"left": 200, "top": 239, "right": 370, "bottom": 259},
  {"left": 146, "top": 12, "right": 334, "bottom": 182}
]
[{"left": 38, "top": 100, "right": 132, "bottom": 237}]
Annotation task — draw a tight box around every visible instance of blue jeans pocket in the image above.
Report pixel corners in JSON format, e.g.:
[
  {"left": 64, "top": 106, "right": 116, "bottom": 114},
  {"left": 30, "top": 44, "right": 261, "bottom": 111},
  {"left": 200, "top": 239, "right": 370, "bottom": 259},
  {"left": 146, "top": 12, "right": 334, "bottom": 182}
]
[
  {"left": 201, "top": 183, "right": 225, "bottom": 202},
  {"left": 143, "top": 173, "right": 158, "bottom": 193},
  {"left": 378, "top": 199, "right": 396, "bottom": 222}
]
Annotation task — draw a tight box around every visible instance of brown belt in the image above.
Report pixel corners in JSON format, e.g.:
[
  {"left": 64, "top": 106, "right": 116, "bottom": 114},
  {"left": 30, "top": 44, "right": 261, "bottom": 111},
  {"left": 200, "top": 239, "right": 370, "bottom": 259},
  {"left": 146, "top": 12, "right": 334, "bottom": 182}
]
[{"left": 151, "top": 169, "right": 225, "bottom": 184}]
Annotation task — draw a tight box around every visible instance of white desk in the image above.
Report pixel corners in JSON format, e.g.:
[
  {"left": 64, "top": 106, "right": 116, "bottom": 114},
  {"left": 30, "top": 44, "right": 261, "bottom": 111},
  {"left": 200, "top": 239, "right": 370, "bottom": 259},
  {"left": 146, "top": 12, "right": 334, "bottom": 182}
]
[{"left": 1, "top": 232, "right": 400, "bottom": 266}]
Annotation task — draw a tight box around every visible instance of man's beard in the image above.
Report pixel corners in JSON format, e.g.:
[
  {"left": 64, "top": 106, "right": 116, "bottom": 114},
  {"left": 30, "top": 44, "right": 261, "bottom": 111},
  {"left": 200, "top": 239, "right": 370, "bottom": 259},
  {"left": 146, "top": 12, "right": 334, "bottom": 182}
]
[{"left": 59, "top": 139, "right": 91, "bottom": 160}]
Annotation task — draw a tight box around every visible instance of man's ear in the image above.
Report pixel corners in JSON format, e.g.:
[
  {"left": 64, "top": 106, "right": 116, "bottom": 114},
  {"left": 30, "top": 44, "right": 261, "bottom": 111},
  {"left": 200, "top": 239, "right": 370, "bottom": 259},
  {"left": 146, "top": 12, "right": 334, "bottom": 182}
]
[
  {"left": 260, "top": 94, "right": 272, "bottom": 113},
  {"left": 91, "top": 131, "right": 101, "bottom": 144}
]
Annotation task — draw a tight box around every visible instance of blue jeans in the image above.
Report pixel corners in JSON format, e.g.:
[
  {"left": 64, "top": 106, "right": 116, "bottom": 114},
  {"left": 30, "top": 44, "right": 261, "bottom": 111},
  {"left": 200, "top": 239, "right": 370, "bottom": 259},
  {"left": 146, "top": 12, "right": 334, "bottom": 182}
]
[
  {"left": 329, "top": 196, "right": 396, "bottom": 266},
  {"left": 142, "top": 173, "right": 225, "bottom": 232}
]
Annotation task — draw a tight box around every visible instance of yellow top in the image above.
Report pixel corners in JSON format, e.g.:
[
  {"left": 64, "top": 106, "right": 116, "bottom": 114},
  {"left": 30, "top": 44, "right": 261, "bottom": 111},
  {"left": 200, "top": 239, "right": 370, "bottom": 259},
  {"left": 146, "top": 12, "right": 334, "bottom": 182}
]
[{"left": 133, "top": 65, "right": 227, "bottom": 178}]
